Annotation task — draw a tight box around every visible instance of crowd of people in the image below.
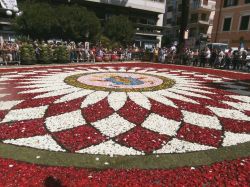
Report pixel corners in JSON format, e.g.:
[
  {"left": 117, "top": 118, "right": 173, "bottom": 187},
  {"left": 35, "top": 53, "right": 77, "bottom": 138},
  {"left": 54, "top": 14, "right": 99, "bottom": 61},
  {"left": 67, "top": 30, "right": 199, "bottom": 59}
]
[
  {"left": 0, "top": 41, "right": 21, "bottom": 65},
  {"left": 0, "top": 40, "right": 249, "bottom": 72},
  {"left": 151, "top": 46, "right": 250, "bottom": 71}
]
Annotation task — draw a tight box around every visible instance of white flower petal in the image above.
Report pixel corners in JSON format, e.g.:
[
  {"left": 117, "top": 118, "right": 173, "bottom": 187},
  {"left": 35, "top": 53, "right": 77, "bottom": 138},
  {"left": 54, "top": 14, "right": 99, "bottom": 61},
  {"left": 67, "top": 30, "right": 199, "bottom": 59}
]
[
  {"left": 55, "top": 90, "right": 94, "bottom": 103},
  {"left": 182, "top": 110, "right": 222, "bottom": 130},
  {"left": 4, "top": 135, "right": 65, "bottom": 152},
  {"left": 81, "top": 91, "right": 109, "bottom": 108},
  {"left": 0, "top": 100, "right": 23, "bottom": 110},
  {"left": 176, "top": 86, "right": 215, "bottom": 94},
  {"left": 143, "top": 92, "right": 177, "bottom": 108},
  {"left": 128, "top": 92, "right": 151, "bottom": 110},
  {"left": 223, "top": 132, "right": 250, "bottom": 146},
  {"left": 19, "top": 85, "right": 72, "bottom": 94},
  {"left": 228, "top": 95, "right": 250, "bottom": 103},
  {"left": 77, "top": 140, "right": 142, "bottom": 156},
  {"left": 34, "top": 88, "right": 81, "bottom": 99},
  {"left": 168, "top": 88, "right": 210, "bottom": 99},
  {"left": 154, "top": 138, "right": 215, "bottom": 153},
  {"left": 208, "top": 107, "right": 250, "bottom": 121},
  {"left": 1, "top": 106, "right": 48, "bottom": 123},
  {"left": 223, "top": 101, "right": 250, "bottom": 111},
  {"left": 45, "top": 110, "right": 86, "bottom": 132},
  {"left": 156, "top": 90, "right": 198, "bottom": 104},
  {"left": 142, "top": 114, "right": 181, "bottom": 136},
  {"left": 91, "top": 113, "right": 135, "bottom": 137},
  {"left": 108, "top": 92, "right": 127, "bottom": 111}
]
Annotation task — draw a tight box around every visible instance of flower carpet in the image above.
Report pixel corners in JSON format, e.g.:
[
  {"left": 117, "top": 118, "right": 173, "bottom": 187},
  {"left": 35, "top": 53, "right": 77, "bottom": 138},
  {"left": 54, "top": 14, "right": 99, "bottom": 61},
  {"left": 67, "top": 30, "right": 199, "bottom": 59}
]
[{"left": 0, "top": 62, "right": 249, "bottom": 186}]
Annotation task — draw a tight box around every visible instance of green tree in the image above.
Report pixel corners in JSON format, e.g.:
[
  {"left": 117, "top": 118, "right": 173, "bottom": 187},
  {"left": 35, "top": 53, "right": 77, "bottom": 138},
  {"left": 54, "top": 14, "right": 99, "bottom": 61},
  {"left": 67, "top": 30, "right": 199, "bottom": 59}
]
[
  {"left": 14, "top": 2, "right": 57, "bottom": 40},
  {"left": 104, "top": 15, "right": 134, "bottom": 46},
  {"left": 55, "top": 5, "right": 101, "bottom": 42},
  {"left": 14, "top": 3, "right": 101, "bottom": 42}
]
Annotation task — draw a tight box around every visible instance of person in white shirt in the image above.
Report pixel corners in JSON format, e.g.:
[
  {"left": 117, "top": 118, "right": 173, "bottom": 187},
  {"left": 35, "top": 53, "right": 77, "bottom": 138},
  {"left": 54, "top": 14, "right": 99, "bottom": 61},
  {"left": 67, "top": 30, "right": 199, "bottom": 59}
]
[{"left": 205, "top": 47, "right": 211, "bottom": 66}]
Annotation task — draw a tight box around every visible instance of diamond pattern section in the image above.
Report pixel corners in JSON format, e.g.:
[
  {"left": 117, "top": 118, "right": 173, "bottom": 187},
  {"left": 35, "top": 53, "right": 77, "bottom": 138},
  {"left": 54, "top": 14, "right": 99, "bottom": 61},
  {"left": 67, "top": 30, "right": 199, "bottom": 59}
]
[
  {"left": 15, "top": 97, "right": 59, "bottom": 109},
  {"left": 223, "top": 101, "right": 250, "bottom": 111},
  {"left": 46, "top": 110, "right": 86, "bottom": 132},
  {"left": 82, "top": 98, "right": 114, "bottom": 123},
  {"left": 116, "top": 126, "right": 170, "bottom": 153},
  {"left": 53, "top": 125, "right": 107, "bottom": 152},
  {"left": 151, "top": 99, "right": 182, "bottom": 121},
  {"left": 208, "top": 107, "right": 250, "bottom": 121},
  {"left": 0, "top": 119, "right": 47, "bottom": 140},
  {"left": 220, "top": 118, "right": 250, "bottom": 133},
  {"left": 154, "top": 138, "right": 215, "bottom": 154},
  {"left": 142, "top": 113, "right": 181, "bottom": 136},
  {"left": 0, "top": 100, "right": 23, "bottom": 110},
  {"left": 1, "top": 106, "right": 48, "bottom": 123},
  {"left": 118, "top": 99, "right": 149, "bottom": 125},
  {"left": 77, "top": 140, "right": 143, "bottom": 156},
  {"left": 222, "top": 132, "right": 250, "bottom": 146},
  {"left": 91, "top": 113, "right": 135, "bottom": 138},
  {"left": 182, "top": 110, "right": 221, "bottom": 130},
  {"left": 3, "top": 134, "right": 65, "bottom": 152},
  {"left": 177, "top": 123, "right": 223, "bottom": 147},
  {"left": 47, "top": 98, "right": 83, "bottom": 117},
  {"left": 171, "top": 99, "right": 214, "bottom": 115}
]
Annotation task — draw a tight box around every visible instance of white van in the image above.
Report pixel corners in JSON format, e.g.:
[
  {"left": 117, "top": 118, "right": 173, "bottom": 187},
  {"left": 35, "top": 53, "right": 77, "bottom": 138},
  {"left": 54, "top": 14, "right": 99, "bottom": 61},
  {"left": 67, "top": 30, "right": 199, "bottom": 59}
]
[{"left": 207, "top": 43, "right": 229, "bottom": 52}]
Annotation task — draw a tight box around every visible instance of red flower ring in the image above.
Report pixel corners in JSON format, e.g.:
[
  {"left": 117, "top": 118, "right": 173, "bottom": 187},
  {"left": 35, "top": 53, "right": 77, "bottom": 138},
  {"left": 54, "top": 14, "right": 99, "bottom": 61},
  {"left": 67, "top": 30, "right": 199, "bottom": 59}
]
[
  {"left": 0, "top": 64, "right": 249, "bottom": 156},
  {"left": 0, "top": 157, "right": 249, "bottom": 186}
]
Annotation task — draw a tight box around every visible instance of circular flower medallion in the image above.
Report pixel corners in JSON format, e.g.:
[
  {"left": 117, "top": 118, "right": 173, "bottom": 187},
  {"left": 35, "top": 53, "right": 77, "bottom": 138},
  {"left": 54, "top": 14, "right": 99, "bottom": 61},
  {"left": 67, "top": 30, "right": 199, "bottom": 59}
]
[{"left": 64, "top": 72, "right": 175, "bottom": 92}]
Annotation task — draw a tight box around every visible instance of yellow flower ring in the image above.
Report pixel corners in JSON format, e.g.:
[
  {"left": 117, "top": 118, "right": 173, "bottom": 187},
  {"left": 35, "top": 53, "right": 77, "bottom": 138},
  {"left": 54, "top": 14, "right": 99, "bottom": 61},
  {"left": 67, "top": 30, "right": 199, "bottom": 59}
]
[{"left": 64, "top": 72, "right": 176, "bottom": 92}]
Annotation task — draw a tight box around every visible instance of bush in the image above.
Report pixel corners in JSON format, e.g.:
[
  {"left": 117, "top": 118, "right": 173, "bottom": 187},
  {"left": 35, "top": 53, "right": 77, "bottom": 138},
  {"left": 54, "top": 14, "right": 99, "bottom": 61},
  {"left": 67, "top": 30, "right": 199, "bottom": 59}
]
[
  {"left": 20, "top": 44, "right": 36, "bottom": 65},
  {"left": 39, "top": 45, "right": 54, "bottom": 64},
  {"left": 54, "top": 46, "right": 69, "bottom": 64}
]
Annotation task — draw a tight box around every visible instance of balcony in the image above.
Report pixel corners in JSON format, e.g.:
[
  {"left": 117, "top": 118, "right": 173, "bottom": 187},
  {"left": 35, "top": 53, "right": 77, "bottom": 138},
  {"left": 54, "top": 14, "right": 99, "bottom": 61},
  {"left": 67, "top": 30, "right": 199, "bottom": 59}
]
[
  {"left": 85, "top": 0, "right": 166, "bottom": 13},
  {"left": 135, "top": 23, "right": 164, "bottom": 36},
  {"left": 191, "top": 2, "right": 215, "bottom": 12},
  {"left": 190, "top": 19, "right": 213, "bottom": 26},
  {"left": 0, "top": 18, "right": 12, "bottom": 25}
]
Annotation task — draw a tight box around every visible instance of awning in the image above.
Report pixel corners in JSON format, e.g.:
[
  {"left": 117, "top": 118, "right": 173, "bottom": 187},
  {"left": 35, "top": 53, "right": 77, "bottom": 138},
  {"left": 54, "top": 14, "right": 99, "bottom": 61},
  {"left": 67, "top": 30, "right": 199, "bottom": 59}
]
[{"left": 0, "top": 0, "right": 17, "bottom": 10}]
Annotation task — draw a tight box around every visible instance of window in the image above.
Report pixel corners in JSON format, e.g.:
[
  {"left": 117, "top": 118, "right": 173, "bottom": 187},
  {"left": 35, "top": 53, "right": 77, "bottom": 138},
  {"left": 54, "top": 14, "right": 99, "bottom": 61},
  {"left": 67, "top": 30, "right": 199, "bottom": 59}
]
[
  {"left": 178, "top": 4, "right": 182, "bottom": 11},
  {"left": 223, "top": 17, "right": 232, "bottom": 31},
  {"left": 224, "top": 0, "right": 238, "bottom": 7},
  {"left": 168, "top": 6, "right": 173, "bottom": 12},
  {"left": 245, "top": 0, "right": 250, "bottom": 3},
  {"left": 191, "top": 14, "right": 198, "bottom": 23},
  {"left": 201, "top": 13, "right": 207, "bottom": 21},
  {"left": 240, "top": 15, "right": 250, "bottom": 30}
]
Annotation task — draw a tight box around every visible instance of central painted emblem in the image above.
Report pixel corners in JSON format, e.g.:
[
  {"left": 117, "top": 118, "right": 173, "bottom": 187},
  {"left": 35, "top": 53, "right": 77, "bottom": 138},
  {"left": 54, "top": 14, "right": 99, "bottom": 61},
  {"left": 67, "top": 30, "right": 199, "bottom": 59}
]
[
  {"left": 105, "top": 76, "right": 144, "bottom": 86},
  {"left": 65, "top": 72, "right": 175, "bottom": 92}
]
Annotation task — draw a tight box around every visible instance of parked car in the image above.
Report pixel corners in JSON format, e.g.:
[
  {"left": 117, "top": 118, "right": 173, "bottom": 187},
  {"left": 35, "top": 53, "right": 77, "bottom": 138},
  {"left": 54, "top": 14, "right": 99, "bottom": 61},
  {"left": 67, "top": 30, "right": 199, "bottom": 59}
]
[{"left": 207, "top": 43, "right": 229, "bottom": 52}]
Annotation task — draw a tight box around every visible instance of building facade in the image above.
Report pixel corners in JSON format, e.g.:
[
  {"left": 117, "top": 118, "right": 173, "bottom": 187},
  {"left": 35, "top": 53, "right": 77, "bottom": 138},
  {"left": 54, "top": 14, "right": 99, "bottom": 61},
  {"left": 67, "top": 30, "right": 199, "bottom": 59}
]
[
  {"left": 80, "top": 0, "right": 166, "bottom": 48},
  {"left": 164, "top": 0, "right": 216, "bottom": 48},
  {"left": 0, "top": 0, "right": 20, "bottom": 40},
  {"left": 211, "top": 0, "right": 250, "bottom": 48}
]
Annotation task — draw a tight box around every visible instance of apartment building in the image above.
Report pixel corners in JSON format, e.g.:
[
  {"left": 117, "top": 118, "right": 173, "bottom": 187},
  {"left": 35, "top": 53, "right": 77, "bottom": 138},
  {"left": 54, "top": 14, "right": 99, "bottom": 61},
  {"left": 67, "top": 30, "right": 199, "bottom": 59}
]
[
  {"left": 59, "top": 0, "right": 166, "bottom": 48},
  {"left": 164, "top": 0, "right": 216, "bottom": 48},
  {"left": 0, "top": 0, "right": 20, "bottom": 40},
  {"left": 211, "top": 0, "right": 250, "bottom": 48}
]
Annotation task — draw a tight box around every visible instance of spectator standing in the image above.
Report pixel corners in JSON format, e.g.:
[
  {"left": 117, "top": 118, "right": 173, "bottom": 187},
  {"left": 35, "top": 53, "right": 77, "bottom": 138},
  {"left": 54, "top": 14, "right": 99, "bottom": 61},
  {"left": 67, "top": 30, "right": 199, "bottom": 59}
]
[
  {"left": 232, "top": 47, "right": 241, "bottom": 70},
  {"left": 193, "top": 49, "right": 199, "bottom": 66}
]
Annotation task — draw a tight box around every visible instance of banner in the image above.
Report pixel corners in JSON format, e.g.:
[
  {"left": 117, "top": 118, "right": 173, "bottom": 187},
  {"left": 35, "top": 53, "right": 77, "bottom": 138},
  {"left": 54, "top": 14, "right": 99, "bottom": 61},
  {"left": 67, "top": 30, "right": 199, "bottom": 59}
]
[{"left": 0, "top": 0, "right": 17, "bottom": 10}]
